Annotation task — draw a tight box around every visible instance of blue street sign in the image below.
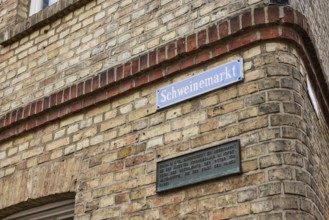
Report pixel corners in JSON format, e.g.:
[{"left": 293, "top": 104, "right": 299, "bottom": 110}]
[{"left": 156, "top": 58, "right": 244, "bottom": 110}]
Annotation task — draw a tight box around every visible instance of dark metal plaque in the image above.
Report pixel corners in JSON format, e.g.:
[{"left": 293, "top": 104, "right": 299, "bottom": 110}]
[
  {"left": 269, "top": 0, "right": 288, "bottom": 4},
  {"left": 156, "top": 140, "right": 241, "bottom": 193}
]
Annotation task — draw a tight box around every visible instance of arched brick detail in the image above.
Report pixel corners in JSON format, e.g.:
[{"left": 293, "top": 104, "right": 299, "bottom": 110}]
[{"left": 0, "top": 156, "right": 81, "bottom": 213}]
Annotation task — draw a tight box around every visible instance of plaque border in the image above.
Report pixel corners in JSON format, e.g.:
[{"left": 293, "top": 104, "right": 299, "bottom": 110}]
[{"left": 156, "top": 140, "right": 241, "bottom": 193}]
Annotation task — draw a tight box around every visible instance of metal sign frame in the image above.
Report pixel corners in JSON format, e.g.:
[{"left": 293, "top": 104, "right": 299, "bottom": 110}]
[
  {"left": 156, "top": 140, "right": 241, "bottom": 193},
  {"left": 156, "top": 58, "right": 244, "bottom": 110}
]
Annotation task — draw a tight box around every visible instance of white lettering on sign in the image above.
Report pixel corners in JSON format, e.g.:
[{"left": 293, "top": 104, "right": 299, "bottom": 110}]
[{"left": 156, "top": 58, "right": 243, "bottom": 109}]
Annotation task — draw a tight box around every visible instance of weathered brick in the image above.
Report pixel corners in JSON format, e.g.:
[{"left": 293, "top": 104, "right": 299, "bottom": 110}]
[
  {"left": 64, "top": 145, "right": 76, "bottom": 155},
  {"left": 191, "top": 128, "right": 226, "bottom": 148},
  {"left": 218, "top": 88, "right": 238, "bottom": 102},
  {"left": 128, "top": 106, "right": 156, "bottom": 121},
  {"left": 227, "top": 116, "right": 268, "bottom": 137},
  {"left": 211, "top": 204, "right": 250, "bottom": 219},
  {"left": 117, "top": 147, "right": 132, "bottom": 159},
  {"left": 259, "top": 182, "right": 281, "bottom": 197},
  {"left": 240, "top": 132, "right": 259, "bottom": 146},
  {"left": 245, "top": 69, "right": 265, "bottom": 82},
  {"left": 85, "top": 104, "right": 111, "bottom": 119},
  {"left": 146, "top": 136, "right": 163, "bottom": 149},
  {"left": 283, "top": 153, "right": 304, "bottom": 167},
  {"left": 237, "top": 188, "right": 257, "bottom": 202},
  {"left": 272, "top": 197, "right": 298, "bottom": 210},
  {"left": 111, "top": 134, "right": 139, "bottom": 149},
  {"left": 284, "top": 182, "right": 306, "bottom": 196},
  {"left": 251, "top": 200, "right": 273, "bottom": 214},
  {"left": 259, "top": 102, "right": 280, "bottom": 115},
  {"left": 208, "top": 100, "right": 244, "bottom": 117},
  {"left": 283, "top": 103, "right": 301, "bottom": 115},
  {"left": 140, "top": 124, "right": 171, "bottom": 141},
  {"left": 282, "top": 127, "right": 304, "bottom": 140},
  {"left": 300, "top": 199, "right": 313, "bottom": 213},
  {"left": 217, "top": 193, "right": 237, "bottom": 207},
  {"left": 268, "top": 167, "right": 294, "bottom": 181},
  {"left": 199, "top": 197, "right": 216, "bottom": 211},
  {"left": 242, "top": 159, "right": 258, "bottom": 172},
  {"left": 165, "top": 107, "right": 182, "bottom": 120},
  {"left": 259, "top": 78, "right": 280, "bottom": 90},
  {"left": 130, "top": 188, "right": 145, "bottom": 201},
  {"left": 218, "top": 113, "right": 238, "bottom": 128},
  {"left": 172, "top": 112, "right": 206, "bottom": 130},
  {"left": 268, "top": 140, "right": 294, "bottom": 152},
  {"left": 267, "top": 65, "right": 291, "bottom": 76},
  {"left": 245, "top": 93, "right": 266, "bottom": 106},
  {"left": 149, "top": 192, "right": 185, "bottom": 207},
  {"left": 200, "top": 95, "right": 218, "bottom": 108},
  {"left": 160, "top": 204, "right": 180, "bottom": 218},
  {"left": 200, "top": 119, "right": 218, "bottom": 133},
  {"left": 285, "top": 212, "right": 310, "bottom": 220},
  {"left": 296, "top": 169, "right": 310, "bottom": 185},
  {"left": 238, "top": 82, "right": 259, "bottom": 96},
  {"left": 164, "top": 131, "right": 181, "bottom": 144},
  {"left": 45, "top": 138, "right": 70, "bottom": 151},
  {"left": 258, "top": 128, "right": 280, "bottom": 141},
  {"left": 259, "top": 154, "right": 282, "bottom": 168},
  {"left": 60, "top": 114, "right": 84, "bottom": 128},
  {"left": 271, "top": 115, "right": 303, "bottom": 128},
  {"left": 238, "top": 106, "right": 258, "bottom": 121},
  {"left": 90, "top": 135, "right": 104, "bottom": 146},
  {"left": 115, "top": 193, "right": 130, "bottom": 204},
  {"left": 100, "top": 115, "right": 126, "bottom": 132},
  {"left": 259, "top": 213, "right": 283, "bottom": 220},
  {"left": 91, "top": 207, "right": 120, "bottom": 220},
  {"left": 0, "top": 151, "right": 6, "bottom": 160}
]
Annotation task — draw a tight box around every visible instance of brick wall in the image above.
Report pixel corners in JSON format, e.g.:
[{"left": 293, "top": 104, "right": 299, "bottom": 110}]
[
  {"left": 291, "top": 0, "right": 329, "bottom": 88},
  {"left": 0, "top": 0, "right": 29, "bottom": 31},
  {"left": 0, "top": 1, "right": 329, "bottom": 220},
  {"left": 0, "top": 0, "right": 264, "bottom": 116},
  {"left": 0, "top": 40, "right": 328, "bottom": 219},
  {"left": 0, "top": 0, "right": 17, "bottom": 31}
]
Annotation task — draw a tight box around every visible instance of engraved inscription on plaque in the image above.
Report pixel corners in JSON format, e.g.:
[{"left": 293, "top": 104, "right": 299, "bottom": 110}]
[{"left": 156, "top": 140, "right": 241, "bottom": 192}]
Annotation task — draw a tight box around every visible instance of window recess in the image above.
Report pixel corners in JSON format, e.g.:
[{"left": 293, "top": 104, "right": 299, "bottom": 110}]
[
  {"left": 29, "top": 0, "right": 59, "bottom": 16},
  {"left": 2, "top": 199, "right": 75, "bottom": 220},
  {"left": 307, "top": 75, "right": 320, "bottom": 117},
  {"left": 0, "top": 0, "right": 93, "bottom": 46}
]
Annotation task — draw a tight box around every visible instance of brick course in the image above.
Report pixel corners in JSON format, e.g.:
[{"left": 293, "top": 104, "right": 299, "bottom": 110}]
[{"left": 291, "top": 0, "right": 329, "bottom": 89}]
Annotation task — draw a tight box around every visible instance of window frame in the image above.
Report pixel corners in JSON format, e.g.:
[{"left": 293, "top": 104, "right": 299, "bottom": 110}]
[
  {"left": 0, "top": 0, "right": 93, "bottom": 46},
  {"left": 29, "top": 0, "right": 59, "bottom": 16},
  {"left": 306, "top": 75, "right": 320, "bottom": 117},
  {"left": 2, "top": 199, "right": 75, "bottom": 220}
]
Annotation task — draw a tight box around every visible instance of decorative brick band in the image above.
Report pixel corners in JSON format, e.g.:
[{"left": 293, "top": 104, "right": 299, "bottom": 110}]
[{"left": 0, "top": 6, "right": 328, "bottom": 143}]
